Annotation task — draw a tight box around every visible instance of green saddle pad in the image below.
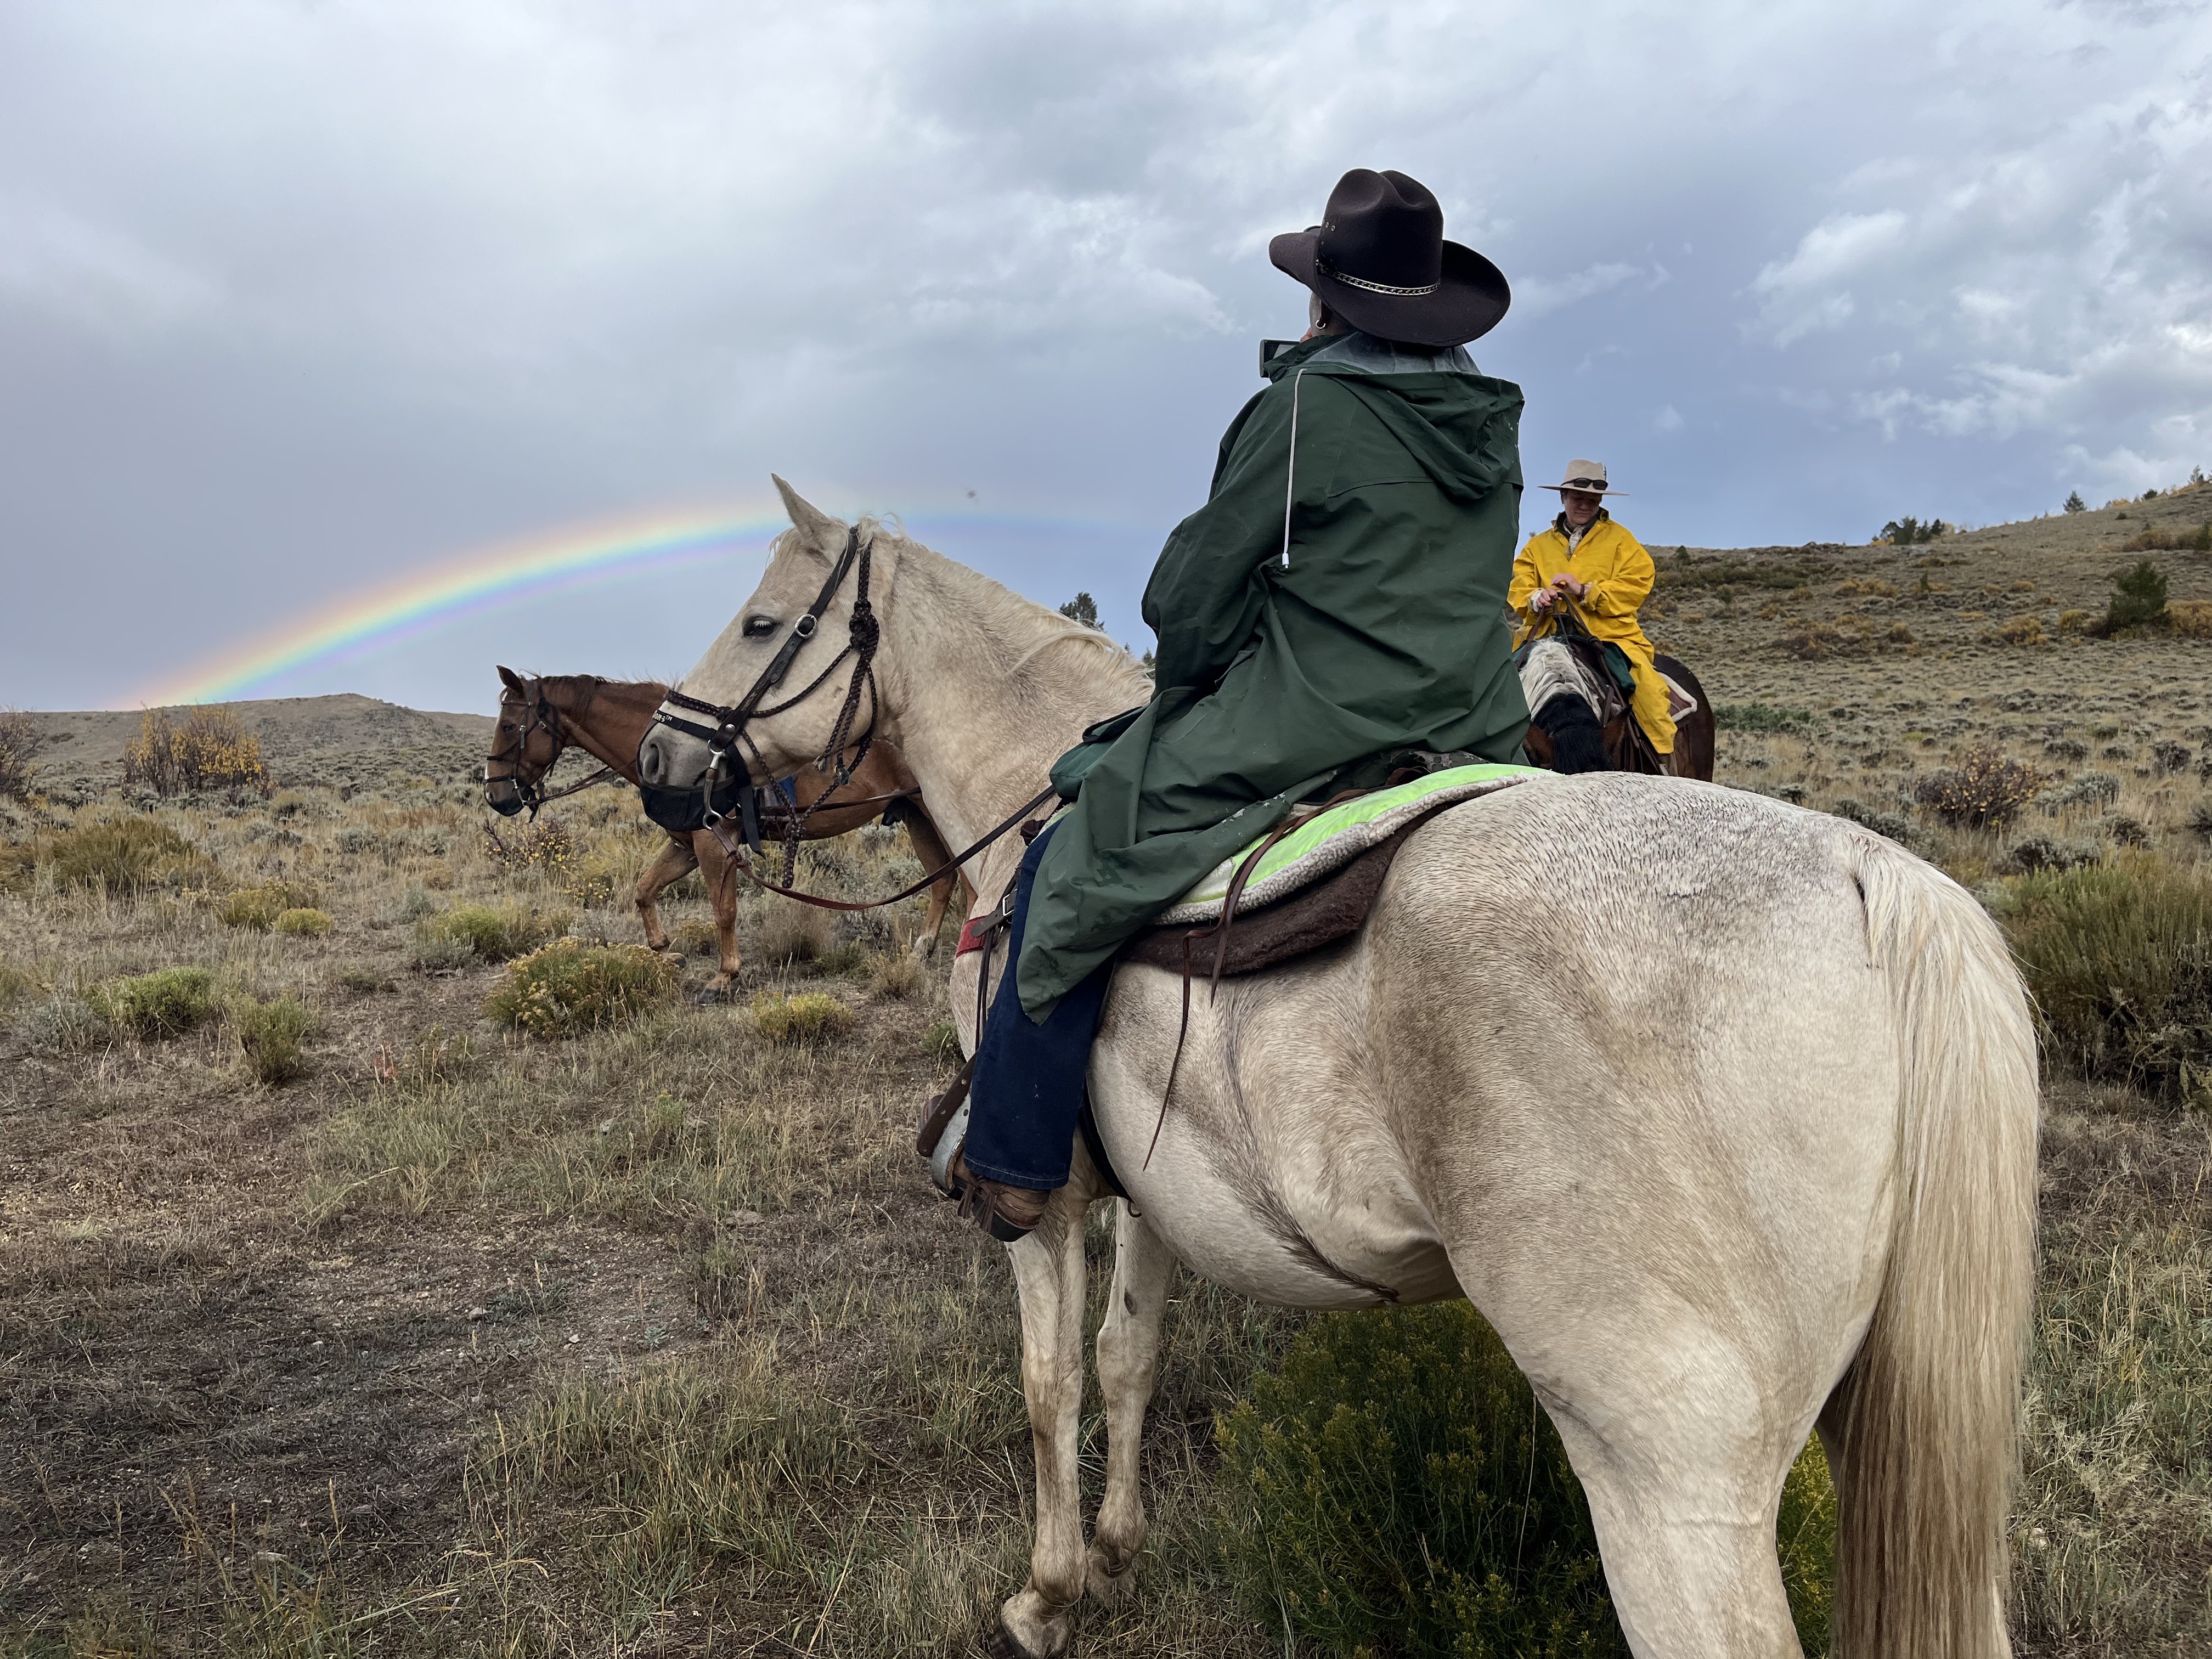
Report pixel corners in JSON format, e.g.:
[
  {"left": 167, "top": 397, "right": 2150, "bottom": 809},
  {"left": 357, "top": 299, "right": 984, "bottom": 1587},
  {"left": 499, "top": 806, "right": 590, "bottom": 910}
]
[{"left": 1153, "top": 762, "right": 1547, "bottom": 927}]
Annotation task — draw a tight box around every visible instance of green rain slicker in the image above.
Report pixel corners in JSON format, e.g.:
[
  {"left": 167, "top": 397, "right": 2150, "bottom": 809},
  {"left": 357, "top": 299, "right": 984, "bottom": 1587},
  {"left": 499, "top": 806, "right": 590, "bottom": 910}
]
[{"left": 1014, "top": 331, "right": 1531, "bottom": 1019}]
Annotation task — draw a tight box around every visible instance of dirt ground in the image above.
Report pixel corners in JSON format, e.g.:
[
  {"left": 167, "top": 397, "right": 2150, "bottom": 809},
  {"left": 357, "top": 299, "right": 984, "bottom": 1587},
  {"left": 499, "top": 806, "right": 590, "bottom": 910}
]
[{"left": 3, "top": 492, "right": 2210, "bottom": 1655}]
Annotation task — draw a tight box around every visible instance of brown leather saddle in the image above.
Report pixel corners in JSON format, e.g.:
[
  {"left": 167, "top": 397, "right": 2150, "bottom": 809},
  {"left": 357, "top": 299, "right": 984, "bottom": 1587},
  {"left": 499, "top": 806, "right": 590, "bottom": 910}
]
[{"left": 1118, "top": 795, "right": 1459, "bottom": 981}]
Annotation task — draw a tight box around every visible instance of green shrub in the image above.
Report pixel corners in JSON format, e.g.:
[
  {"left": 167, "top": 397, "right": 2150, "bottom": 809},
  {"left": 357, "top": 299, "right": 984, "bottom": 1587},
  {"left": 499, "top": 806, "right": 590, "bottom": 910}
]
[
  {"left": 485, "top": 939, "right": 680, "bottom": 1037},
  {"left": 273, "top": 907, "right": 334, "bottom": 938},
  {"left": 1218, "top": 1302, "right": 1622, "bottom": 1656},
  {"left": 44, "top": 818, "right": 218, "bottom": 895},
  {"left": 1999, "top": 855, "right": 2212, "bottom": 1100},
  {"left": 751, "top": 991, "right": 854, "bottom": 1046},
  {"left": 234, "top": 996, "right": 319, "bottom": 1084},
  {"left": 1715, "top": 703, "right": 1814, "bottom": 735},
  {"left": 337, "top": 964, "right": 397, "bottom": 995},
  {"left": 93, "top": 967, "right": 219, "bottom": 1039},
  {"left": 418, "top": 902, "right": 569, "bottom": 962},
  {"left": 1218, "top": 1304, "right": 1836, "bottom": 1658},
  {"left": 218, "top": 881, "right": 319, "bottom": 931}
]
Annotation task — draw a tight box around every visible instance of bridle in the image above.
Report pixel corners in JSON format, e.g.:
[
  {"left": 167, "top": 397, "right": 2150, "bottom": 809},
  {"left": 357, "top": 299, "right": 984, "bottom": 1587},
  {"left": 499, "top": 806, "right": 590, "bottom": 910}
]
[
  {"left": 486, "top": 678, "right": 619, "bottom": 817},
  {"left": 651, "top": 525, "right": 882, "bottom": 859},
  {"left": 485, "top": 679, "right": 565, "bottom": 815},
  {"left": 650, "top": 521, "right": 1061, "bottom": 912}
]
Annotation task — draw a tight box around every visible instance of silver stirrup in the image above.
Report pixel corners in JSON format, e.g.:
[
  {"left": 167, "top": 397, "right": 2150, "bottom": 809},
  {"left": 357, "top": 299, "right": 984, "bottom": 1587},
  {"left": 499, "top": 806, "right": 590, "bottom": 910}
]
[{"left": 928, "top": 1096, "right": 972, "bottom": 1197}]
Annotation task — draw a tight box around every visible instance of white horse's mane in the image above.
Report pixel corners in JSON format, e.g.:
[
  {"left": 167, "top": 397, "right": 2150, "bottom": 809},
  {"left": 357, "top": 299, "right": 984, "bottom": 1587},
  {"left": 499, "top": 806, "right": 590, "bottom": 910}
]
[{"left": 832, "top": 514, "right": 1153, "bottom": 697}]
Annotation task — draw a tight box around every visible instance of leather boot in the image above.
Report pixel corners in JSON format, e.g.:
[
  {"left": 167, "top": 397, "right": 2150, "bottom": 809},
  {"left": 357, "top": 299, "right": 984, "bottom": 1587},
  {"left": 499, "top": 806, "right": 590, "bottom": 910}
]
[{"left": 948, "top": 1151, "right": 1051, "bottom": 1242}]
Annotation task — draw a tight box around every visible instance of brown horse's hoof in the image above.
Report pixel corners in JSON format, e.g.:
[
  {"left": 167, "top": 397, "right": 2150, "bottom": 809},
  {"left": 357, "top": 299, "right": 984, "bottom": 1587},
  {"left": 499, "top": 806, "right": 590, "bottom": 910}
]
[{"left": 692, "top": 981, "right": 733, "bottom": 1006}]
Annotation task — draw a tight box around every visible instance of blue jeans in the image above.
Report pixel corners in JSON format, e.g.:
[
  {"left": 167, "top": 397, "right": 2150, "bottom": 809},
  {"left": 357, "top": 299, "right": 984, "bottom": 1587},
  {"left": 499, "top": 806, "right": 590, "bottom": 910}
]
[{"left": 961, "top": 824, "right": 1114, "bottom": 1192}]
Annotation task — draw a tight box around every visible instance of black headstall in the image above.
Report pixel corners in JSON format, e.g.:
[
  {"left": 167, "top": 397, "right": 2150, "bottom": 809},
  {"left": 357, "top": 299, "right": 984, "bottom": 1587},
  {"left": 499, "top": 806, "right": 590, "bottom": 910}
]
[
  {"left": 649, "top": 525, "right": 881, "bottom": 866},
  {"left": 484, "top": 679, "right": 565, "bottom": 817}
]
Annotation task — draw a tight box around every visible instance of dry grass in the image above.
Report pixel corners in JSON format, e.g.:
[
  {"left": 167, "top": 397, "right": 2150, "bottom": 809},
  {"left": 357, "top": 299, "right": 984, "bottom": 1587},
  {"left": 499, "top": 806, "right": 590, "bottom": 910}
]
[{"left": 3, "top": 499, "right": 2210, "bottom": 1654}]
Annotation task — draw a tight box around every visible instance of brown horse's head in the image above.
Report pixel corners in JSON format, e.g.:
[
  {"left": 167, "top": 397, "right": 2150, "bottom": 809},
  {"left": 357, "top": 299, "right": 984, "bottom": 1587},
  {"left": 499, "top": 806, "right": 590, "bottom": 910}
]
[{"left": 485, "top": 666, "right": 565, "bottom": 816}]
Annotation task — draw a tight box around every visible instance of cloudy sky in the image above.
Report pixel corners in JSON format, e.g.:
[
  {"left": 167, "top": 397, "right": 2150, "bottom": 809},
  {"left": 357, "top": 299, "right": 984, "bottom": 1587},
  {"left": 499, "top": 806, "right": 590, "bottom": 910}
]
[{"left": 4, "top": 0, "right": 2210, "bottom": 712}]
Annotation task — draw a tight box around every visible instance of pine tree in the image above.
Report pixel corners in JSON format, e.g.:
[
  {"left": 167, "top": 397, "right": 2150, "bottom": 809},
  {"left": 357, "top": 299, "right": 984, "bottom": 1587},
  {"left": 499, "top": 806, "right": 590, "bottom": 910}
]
[
  {"left": 2063, "top": 490, "right": 2086, "bottom": 514},
  {"left": 1058, "top": 592, "right": 1102, "bottom": 630},
  {"left": 2104, "top": 558, "right": 2169, "bottom": 633}
]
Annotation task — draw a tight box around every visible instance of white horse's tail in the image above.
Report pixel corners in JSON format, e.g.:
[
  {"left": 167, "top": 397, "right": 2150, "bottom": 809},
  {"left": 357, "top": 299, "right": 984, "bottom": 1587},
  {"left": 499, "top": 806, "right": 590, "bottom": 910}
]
[{"left": 1831, "top": 832, "right": 2039, "bottom": 1658}]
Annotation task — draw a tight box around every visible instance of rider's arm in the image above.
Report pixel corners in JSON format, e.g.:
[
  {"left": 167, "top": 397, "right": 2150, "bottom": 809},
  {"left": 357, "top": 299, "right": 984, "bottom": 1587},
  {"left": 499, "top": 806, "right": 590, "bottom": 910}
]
[
  {"left": 1505, "top": 540, "right": 1545, "bottom": 615},
  {"left": 1142, "top": 382, "right": 1306, "bottom": 692},
  {"left": 1579, "top": 528, "right": 1655, "bottom": 619}
]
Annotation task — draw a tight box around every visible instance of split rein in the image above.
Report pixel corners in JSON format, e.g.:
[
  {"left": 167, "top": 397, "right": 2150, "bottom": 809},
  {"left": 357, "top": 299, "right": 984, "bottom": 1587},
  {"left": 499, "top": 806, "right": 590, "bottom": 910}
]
[{"left": 646, "top": 524, "right": 1058, "bottom": 917}]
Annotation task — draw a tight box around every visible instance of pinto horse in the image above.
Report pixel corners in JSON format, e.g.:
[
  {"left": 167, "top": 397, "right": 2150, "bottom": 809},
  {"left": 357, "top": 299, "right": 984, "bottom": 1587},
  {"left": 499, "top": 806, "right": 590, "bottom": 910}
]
[
  {"left": 1519, "top": 647, "right": 1718, "bottom": 778},
  {"left": 639, "top": 483, "right": 2036, "bottom": 1659},
  {"left": 483, "top": 668, "right": 969, "bottom": 994}
]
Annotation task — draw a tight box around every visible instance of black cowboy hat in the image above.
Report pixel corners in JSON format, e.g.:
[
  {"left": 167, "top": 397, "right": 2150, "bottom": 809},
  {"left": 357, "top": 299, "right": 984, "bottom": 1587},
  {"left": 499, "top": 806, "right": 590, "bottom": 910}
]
[{"left": 1269, "top": 168, "right": 1510, "bottom": 349}]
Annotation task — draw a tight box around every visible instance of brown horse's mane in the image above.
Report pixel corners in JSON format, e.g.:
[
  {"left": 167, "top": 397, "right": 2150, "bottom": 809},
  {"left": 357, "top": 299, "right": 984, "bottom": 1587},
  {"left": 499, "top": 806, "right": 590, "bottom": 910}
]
[{"left": 521, "top": 674, "right": 669, "bottom": 785}]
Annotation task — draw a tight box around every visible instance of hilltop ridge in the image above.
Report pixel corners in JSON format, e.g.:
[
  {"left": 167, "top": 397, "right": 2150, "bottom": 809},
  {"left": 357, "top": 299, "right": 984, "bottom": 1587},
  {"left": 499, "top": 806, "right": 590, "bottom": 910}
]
[{"left": 19, "top": 694, "right": 494, "bottom": 793}]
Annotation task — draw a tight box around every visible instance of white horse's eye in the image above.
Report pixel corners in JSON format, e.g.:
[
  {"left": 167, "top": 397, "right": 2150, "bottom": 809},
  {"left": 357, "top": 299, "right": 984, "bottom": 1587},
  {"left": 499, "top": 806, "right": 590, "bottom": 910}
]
[{"left": 744, "top": 615, "right": 778, "bottom": 639}]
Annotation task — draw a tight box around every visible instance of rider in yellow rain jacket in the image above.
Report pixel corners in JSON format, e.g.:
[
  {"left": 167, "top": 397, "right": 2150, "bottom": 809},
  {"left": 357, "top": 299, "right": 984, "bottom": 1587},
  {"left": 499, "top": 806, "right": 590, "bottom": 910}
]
[{"left": 1508, "top": 458, "right": 1675, "bottom": 757}]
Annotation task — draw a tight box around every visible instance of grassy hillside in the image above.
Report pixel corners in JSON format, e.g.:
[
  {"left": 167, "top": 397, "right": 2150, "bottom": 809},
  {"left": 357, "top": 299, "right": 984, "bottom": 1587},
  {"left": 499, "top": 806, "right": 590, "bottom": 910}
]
[
  {"left": 19, "top": 695, "right": 494, "bottom": 795},
  {"left": 1, "top": 499, "right": 2208, "bottom": 1656}
]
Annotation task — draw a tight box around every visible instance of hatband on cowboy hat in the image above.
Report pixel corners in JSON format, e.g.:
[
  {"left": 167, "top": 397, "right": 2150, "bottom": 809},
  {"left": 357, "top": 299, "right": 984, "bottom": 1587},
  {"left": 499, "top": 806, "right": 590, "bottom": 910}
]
[
  {"left": 1547, "top": 459, "right": 1627, "bottom": 496},
  {"left": 1268, "top": 168, "right": 1510, "bottom": 349}
]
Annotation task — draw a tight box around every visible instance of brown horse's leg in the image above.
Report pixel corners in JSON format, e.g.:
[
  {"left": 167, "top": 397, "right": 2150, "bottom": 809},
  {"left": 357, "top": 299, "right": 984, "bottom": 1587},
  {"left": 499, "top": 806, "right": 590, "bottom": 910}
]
[
  {"left": 693, "top": 831, "right": 742, "bottom": 996},
  {"left": 635, "top": 834, "right": 697, "bottom": 953},
  {"left": 904, "top": 812, "right": 961, "bottom": 960}
]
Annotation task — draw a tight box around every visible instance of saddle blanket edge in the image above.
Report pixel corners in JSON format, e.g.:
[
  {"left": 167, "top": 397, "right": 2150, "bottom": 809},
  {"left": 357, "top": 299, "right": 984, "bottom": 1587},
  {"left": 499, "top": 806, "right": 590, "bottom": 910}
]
[{"left": 1152, "top": 763, "right": 1545, "bottom": 928}]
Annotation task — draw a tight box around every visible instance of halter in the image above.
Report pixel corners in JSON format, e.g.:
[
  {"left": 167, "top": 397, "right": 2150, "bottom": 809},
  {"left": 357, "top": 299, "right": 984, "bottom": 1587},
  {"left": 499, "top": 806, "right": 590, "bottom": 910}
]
[{"left": 651, "top": 526, "right": 881, "bottom": 870}]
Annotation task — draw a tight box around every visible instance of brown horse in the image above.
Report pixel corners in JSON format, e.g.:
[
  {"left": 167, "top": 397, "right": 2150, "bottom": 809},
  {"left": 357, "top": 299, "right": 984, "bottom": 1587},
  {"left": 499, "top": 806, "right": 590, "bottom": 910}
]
[
  {"left": 1520, "top": 646, "right": 1717, "bottom": 780},
  {"left": 484, "top": 668, "right": 970, "bottom": 994}
]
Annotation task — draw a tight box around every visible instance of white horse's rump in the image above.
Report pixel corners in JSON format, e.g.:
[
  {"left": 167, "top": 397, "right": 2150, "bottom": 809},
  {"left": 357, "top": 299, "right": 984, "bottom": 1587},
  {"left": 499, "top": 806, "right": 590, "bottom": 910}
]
[{"left": 640, "top": 484, "right": 2038, "bottom": 1659}]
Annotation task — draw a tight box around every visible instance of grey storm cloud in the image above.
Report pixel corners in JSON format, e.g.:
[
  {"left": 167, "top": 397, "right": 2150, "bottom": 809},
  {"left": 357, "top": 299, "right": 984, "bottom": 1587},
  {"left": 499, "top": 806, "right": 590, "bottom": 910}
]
[{"left": 2, "top": 0, "right": 2210, "bottom": 710}]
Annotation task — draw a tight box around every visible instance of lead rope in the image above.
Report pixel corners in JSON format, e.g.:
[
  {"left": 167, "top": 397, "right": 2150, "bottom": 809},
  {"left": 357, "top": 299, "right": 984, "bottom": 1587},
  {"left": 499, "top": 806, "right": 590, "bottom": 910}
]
[{"left": 1279, "top": 368, "right": 1307, "bottom": 570}]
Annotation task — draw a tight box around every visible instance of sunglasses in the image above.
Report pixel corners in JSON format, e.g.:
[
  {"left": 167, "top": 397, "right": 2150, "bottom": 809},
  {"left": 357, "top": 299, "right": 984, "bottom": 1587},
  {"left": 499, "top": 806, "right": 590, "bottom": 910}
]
[{"left": 1561, "top": 479, "right": 1606, "bottom": 492}]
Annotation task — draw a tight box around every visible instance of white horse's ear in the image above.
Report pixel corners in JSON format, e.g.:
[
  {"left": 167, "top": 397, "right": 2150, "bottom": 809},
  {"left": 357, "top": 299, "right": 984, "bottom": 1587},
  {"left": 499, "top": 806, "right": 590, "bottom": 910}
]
[{"left": 772, "top": 475, "right": 844, "bottom": 556}]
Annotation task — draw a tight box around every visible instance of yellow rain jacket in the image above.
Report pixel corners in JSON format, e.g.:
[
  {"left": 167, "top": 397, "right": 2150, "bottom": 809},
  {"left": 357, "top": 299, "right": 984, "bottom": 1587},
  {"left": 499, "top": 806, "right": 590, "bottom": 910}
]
[{"left": 1509, "top": 512, "right": 1675, "bottom": 754}]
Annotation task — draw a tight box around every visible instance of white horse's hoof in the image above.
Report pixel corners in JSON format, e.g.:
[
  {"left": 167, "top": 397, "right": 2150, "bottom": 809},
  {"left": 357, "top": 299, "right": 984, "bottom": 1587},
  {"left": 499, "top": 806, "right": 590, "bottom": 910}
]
[
  {"left": 1084, "top": 1550, "right": 1137, "bottom": 1607},
  {"left": 991, "top": 1591, "right": 1073, "bottom": 1658}
]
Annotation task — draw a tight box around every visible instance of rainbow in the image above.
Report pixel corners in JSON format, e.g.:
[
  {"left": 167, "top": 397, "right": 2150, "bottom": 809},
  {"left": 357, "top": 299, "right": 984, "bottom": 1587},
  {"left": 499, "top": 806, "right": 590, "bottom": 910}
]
[
  {"left": 133, "top": 504, "right": 791, "bottom": 707},
  {"left": 132, "top": 501, "right": 1152, "bottom": 707}
]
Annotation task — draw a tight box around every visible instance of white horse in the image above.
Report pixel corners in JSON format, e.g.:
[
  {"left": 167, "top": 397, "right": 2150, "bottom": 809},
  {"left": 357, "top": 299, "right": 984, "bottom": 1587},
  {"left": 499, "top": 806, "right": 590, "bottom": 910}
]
[{"left": 638, "top": 482, "right": 2039, "bottom": 1659}]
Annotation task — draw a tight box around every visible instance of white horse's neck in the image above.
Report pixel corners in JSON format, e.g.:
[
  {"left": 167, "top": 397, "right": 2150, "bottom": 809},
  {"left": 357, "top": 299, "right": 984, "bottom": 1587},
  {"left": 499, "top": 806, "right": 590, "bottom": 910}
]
[{"left": 871, "top": 537, "right": 1150, "bottom": 853}]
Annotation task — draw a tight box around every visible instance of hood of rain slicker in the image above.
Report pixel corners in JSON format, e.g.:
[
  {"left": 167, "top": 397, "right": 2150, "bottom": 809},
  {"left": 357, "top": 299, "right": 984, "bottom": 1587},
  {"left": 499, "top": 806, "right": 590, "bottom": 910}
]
[{"left": 1259, "top": 330, "right": 1521, "bottom": 505}]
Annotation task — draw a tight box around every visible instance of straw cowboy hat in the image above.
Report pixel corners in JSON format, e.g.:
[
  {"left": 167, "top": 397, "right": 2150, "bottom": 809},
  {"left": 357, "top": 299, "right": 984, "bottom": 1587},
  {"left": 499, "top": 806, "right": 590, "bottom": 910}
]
[
  {"left": 1269, "top": 168, "right": 1510, "bottom": 348},
  {"left": 1547, "top": 459, "right": 1628, "bottom": 496}
]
